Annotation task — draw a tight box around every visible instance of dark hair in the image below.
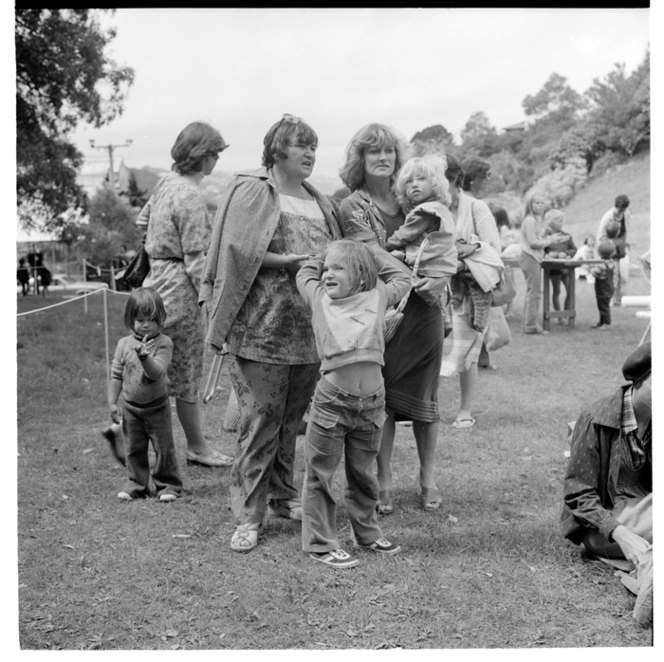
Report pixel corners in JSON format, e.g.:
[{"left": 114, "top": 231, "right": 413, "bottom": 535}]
[
  {"left": 597, "top": 239, "right": 616, "bottom": 260},
  {"left": 444, "top": 153, "right": 464, "bottom": 187},
  {"left": 124, "top": 287, "right": 167, "bottom": 331},
  {"left": 492, "top": 206, "right": 510, "bottom": 230},
  {"left": 460, "top": 156, "right": 491, "bottom": 192},
  {"left": 171, "top": 122, "right": 228, "bottom": 175},
  {"left": 614, "top": 194, "right": 630, "bottom": 210},
  {"left": 262, "top": 115, "right": 318, "bottom": 169}
]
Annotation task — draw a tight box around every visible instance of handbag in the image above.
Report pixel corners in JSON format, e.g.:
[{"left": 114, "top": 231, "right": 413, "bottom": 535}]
[
  {"left": 117, "top": 243, "right": 150, "bottom": 289},
  {"left": 484, "top": 306, "right": 512, "bottom": 351},
  {"left": 491, "top": 265, "right": 516, "bottom": 307},
  {"left": 384, "top": 236, "right": 429, "bottom": 343}
]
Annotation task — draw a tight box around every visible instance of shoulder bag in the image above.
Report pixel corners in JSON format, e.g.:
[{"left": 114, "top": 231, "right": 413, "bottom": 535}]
[
  {"left": 468, "top": 200, "right": 516, "bottom": 307},
  {"left": 384, "top": 236, "right": 429, "bottom": 343}
]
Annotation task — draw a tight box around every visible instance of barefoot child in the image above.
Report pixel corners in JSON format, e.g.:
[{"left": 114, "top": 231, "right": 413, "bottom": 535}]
[
  {"left": 109, "top": 287, "right": 183, "bottom": 501},
  {"left": 385, "top": 154, "right": 457, "bottom": 279},
  {"left": 296, "top": 240, "right": 410, "bottom": 568}
]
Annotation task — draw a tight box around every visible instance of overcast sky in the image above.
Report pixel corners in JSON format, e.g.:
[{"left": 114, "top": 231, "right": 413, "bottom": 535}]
[{"left": 70, "top": 7, "right": 650, "bottom": 181}]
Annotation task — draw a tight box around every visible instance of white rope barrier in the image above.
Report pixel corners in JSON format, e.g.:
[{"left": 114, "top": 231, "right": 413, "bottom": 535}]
[{"left": 16, "top": 287, "right": 131, "bottom": 318}]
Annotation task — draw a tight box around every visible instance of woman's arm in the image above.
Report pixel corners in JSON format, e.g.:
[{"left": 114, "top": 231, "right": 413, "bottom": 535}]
[
  {"left": 412, "top": 276, "right": 449, "bottom": 305},
  {"left": 184, "top": 251, "right": 205, "bottom": 294},
  {"left": 522, "top": 216, "right": 550, "bottom": 250},
  {"left": 295, "top": 255, "right": 323, "bottom": 306},
  {"left": 261, "top": 252, "right": 309, "bottom": 273}
]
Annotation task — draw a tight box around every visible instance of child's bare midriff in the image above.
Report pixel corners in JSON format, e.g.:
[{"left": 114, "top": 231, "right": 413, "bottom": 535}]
[{"left": 324, "top": 361, "right": 383, "bottom": 396}]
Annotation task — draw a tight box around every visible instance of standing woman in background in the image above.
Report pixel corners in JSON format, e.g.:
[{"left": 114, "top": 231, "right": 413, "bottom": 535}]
[
  {"left": 339, "top": 123, "right": 448, "bottom": 513},
  {"left": 518, "top": 193, "right": 562, "bottom": 335},
  {"left": 142, "top": 121, "right": 233, "bottom": 467},
  {"left": 439, "top": 155, "right": 501, "bottom": 429},
  {"left": 460, "top": 156, "right": 495, "bottom": 370}
]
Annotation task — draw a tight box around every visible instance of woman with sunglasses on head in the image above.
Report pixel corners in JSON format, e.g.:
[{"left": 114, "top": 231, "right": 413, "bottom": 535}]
[
  {"left": 201, "top": 114, "right": 344, "bottom": 552},
  {"left": 104, "top": 122, "right": 232, "bottom": 470}
]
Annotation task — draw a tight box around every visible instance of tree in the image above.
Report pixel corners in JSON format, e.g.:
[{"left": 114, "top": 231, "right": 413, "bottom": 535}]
[
  {"left": 582, "top": 51, "right": 650, "bottom": 158},
  {"left": 16, "top": 9, "right": 134, "bottom": 228},
  {"left": 522, "top": 73, "right": 585, "bottom": 125},
  {"left": 124, "top": 172, "right": 149, "bottom": 209},
  {"left": 410, "top": 124, "right": 455, "bottom": 157},
  {"left": 459, "top": 111, "right": 498, "bottom": 157},
  {"left": 75, "top": 187, "right": 142, "bottom": 268}
]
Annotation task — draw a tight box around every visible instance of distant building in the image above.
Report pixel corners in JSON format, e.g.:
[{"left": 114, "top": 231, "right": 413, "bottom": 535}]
[
  {"left": 502, "top": 121, "right": 527, "bottom": 134},
  {"left": 77, "top": 157, "right": 131, "bottom": 198}
]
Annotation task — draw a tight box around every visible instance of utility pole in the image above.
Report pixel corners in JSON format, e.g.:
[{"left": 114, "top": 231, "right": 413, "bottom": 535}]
[{"left": 89, "top": 139, "right": 133, "bottom": 191}]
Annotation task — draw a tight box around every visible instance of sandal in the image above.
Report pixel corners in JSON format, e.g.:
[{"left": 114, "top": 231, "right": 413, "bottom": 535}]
[
  {"left": 230, "top": 522, "right": 263, "bottom": 553},
  {"left": 267, "top": 498, "right": 303, "bottom": 521},
  {"left": 421, "top": 487, "right": 442, "bottom": 512},
  {"left": 452, "top": 417, "right": 475, "bottom": 429},
  {"left": 186, "top": 448, "right": 234, "bottom": 467},
  {"left": 376, "top": 490, "right": 394, "bottom": 515}
]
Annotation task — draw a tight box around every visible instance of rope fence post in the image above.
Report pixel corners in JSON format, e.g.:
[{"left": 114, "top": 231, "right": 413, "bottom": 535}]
[
  {"left": 83, "top": 260, "right": 88, "bottom": 315},
  {"left": 103, "top": 287, "right": 110, "bottom": 389}
]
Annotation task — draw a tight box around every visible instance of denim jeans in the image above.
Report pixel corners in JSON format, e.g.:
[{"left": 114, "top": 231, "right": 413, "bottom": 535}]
[
  {"left": 228, "top": 356, "right": 320, "bottom": 526},
  {"left": 595, "top": 275, "right": 615, "bottom": 326},
  {"left": 519, "top": 252, "right": 542, "bottom": 332},
  {"left": 121, "top": 395, "right": 183, "bottom": 498},
  {"left": 302, "top": 378, "right": 387, "bottom": 552}
]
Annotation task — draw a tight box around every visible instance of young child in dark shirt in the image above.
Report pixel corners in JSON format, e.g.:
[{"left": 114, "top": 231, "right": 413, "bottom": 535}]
[{"left": 590, "top": 240, "right": 616, "bottom": 330}]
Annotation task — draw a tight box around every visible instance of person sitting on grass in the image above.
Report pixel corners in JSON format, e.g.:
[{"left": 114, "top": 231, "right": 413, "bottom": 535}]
[
  {"left": 589, "top": 239, "right": 616, "bottom": 331},
  {"left": 108, "top": 287, "right": 184, "bottom": 502},
  {"left": 562, "top": 341, "right": 652, "bottom": 625},
  {"left": 296, "top": 240, "right": 410, "bottom": 568},
  {"left": 543, "top": 209, "right": 577, "bottom": 322}
]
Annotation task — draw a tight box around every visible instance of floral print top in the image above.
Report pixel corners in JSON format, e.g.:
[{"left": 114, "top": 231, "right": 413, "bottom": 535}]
[{"left": 226, "top": 196, "right": 333, "bottom": 364}]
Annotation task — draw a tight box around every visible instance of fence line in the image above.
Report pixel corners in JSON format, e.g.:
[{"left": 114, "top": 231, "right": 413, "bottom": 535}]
[{"left": 16, "top": 288, "right": 131, "bottom": 318}]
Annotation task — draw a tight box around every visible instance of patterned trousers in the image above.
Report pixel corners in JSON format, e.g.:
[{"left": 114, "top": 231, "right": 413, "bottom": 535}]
[{"left": 228, "top": 355, "right": 319, "bottom": 525}]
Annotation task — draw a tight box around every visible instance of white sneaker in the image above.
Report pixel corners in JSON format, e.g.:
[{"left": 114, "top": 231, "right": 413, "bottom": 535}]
[
  {"left": 159, "top": 493, "right": 178, "bottom": 502},
  {"left": 117, "top": 491, "right": 132, "bottom": 501}
]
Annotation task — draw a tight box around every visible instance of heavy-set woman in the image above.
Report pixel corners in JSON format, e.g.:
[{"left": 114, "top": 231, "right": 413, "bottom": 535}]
[{"left": 200, "top": 115, "right": 343, "bottom": 552}]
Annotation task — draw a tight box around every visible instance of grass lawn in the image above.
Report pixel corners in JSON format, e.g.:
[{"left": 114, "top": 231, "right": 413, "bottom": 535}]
[{"left": 14, "top": 235, "right": 653, "bottom": 651}]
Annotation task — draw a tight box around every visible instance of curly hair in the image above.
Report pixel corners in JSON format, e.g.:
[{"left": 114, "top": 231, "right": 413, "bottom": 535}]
[
  {"left": 320, "top": 240, "right": 378, "bottom": 294},
  {"left": 171, "top": 122, "right": 228, "bottom": 175},
  {"left": 394, "top": 155, "right": 451, "bottom": 213},
  {"left": 339, "top": 123, "right": 407, "bottom": 191},
  {"left": 124, "top": 287, "right": 167, "bottom": 331},
  {"left": 262, "top": 115, "right": 318, "bottom": 169}
]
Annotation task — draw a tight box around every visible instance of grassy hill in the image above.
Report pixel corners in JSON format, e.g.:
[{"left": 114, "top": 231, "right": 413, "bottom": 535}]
[{"left": 562, "top": 150, "right": 650, "bottom": 255}]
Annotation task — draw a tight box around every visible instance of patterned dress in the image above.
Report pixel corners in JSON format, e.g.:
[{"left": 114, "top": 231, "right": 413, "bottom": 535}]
[{"left": 144, "top": 172, "right": 211, "bottom": 402}]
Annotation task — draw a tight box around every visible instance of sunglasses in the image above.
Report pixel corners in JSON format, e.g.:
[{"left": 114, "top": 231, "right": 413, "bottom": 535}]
[{"left": 281, "top": 113, "right": 301, "bottom": 125}]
